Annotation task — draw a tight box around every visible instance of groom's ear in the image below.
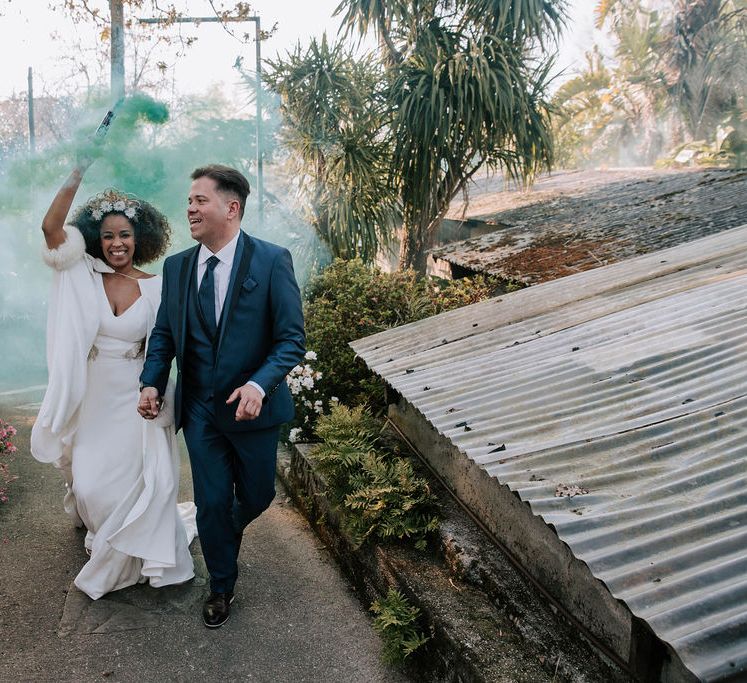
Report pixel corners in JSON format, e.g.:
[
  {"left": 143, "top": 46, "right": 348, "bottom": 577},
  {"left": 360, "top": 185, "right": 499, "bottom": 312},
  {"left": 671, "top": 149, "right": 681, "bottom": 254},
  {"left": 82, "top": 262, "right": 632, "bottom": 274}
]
[{"left": 226, "top": 198, "right": 241, "bottom": 220}]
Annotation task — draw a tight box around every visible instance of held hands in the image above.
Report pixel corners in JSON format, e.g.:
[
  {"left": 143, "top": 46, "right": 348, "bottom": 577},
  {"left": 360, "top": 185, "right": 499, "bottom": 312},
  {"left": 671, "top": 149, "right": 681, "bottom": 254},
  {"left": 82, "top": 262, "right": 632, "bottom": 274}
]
[
  {"left": 227, "top": 384, "right": 263, "bottom": 421},
  {"left": 138, "top": 387, "right": 162, "bottom": 420},
  {"left": 138, "top": 384, "right": 263, "bottom": 421}
]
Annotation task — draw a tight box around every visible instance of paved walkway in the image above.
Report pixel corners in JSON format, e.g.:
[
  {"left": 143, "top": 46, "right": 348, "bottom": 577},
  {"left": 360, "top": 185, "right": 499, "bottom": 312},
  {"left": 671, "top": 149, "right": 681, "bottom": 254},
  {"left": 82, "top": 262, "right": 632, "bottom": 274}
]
[{"left": 0, "top": 393, "right": 405, "bottom": 682}]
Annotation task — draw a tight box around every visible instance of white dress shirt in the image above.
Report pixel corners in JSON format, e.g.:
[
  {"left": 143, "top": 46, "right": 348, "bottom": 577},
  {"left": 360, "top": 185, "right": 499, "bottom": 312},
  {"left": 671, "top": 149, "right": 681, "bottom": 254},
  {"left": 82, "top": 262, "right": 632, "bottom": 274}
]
[
  {"left": 196, "top": 231, "right": 264, "bottom": 398},
  {"left": 196, "top": 230, "right": 239, "bottom": 321}
]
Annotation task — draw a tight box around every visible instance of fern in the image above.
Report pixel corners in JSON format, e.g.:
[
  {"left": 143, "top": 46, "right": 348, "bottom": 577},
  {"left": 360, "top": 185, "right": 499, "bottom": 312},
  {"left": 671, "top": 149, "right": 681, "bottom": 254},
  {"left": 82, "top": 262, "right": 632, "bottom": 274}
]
[
  {"left": 310, "top": 404, "right": 440, "bottom": 549},
  {"left": 311, "top": 405, "right": 383, "bottom": 499},
  {"left": 371, "top": 589, "right": 430, "bottom": 664}
]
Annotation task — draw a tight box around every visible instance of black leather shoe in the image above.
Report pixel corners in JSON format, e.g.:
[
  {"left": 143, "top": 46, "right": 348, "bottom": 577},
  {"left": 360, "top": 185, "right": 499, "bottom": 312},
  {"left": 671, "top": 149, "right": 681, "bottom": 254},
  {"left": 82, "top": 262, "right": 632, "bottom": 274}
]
[{"left": 202, "top": 592, "right": 235, "bottom": 629}]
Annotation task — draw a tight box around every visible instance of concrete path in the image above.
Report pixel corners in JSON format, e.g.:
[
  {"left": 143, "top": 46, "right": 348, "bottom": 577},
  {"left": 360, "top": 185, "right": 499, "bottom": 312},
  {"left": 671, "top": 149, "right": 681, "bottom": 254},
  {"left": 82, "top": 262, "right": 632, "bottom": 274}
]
[{"left": 0, "top": 393, "right": 405, "bottom": 682}]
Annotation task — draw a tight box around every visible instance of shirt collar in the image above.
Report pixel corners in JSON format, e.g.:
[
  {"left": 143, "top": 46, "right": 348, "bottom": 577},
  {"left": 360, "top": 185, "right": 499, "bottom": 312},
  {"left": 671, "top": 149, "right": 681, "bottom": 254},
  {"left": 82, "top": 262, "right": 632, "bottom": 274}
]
[{"left": 198, "top": 230, "right": 241, "bottom": 267}]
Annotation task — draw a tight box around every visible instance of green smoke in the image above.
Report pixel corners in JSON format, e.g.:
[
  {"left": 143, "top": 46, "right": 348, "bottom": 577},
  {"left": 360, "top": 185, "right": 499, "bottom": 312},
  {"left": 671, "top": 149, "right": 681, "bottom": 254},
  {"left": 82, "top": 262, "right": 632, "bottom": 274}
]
[
  {"left": 0, "top": 89, "right": 325, "bottom": 391},
  {"left": 118, "top": 93, "right": 170, "bottom": 125}
]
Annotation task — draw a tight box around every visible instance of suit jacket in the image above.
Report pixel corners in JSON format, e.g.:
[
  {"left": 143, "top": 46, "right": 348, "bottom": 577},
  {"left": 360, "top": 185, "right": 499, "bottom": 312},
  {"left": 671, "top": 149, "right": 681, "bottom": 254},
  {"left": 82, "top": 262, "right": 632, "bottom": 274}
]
[{"left": 140, "top": 230, "right": 306, "bottom": 432}]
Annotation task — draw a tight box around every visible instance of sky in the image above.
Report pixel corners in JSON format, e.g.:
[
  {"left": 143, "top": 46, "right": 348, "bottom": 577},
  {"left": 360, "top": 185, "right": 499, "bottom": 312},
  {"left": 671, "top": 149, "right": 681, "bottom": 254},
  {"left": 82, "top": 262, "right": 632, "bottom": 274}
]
[{"left": 0, "top": 0, "right": 602, "bottom": 100}]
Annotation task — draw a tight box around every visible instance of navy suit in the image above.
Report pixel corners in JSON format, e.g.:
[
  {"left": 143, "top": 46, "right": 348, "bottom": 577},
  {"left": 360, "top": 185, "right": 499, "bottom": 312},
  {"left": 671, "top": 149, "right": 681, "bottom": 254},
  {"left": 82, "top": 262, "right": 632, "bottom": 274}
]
[{"left": 140, "top": 231, "right": 305, "bottom": 593}]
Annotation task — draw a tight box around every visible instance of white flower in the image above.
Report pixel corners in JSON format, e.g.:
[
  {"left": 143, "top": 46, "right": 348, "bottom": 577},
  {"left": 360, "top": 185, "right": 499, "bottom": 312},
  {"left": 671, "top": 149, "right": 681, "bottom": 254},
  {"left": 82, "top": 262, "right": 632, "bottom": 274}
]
[
  {"left": 113, "top": 200, "right": 126, "bottom": 211},
  {"left": 304, "top": 350, "right": 317, "bottom": 361},
  {"left": 124, "top": 207, "right": 137, "bottom": 219},
  {"left": 330, "top": 396, "right": 339, "bottom": 403},
  {"left": 301, "top": 376, "right": 314, "bottom": 390},
  {"left": 91, "top": 209, "right": 103, "bottom": 221},
  {"left": 289, "top": 427, "right": 302, "bottom": 442},
  {"left": 100, "top": 201, "right": 113, "bottom": 212}
]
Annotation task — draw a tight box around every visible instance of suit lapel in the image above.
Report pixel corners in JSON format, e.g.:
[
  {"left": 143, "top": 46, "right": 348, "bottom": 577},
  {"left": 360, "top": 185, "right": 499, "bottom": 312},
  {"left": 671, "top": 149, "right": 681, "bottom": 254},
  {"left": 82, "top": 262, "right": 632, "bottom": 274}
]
[
  {"left": 178, "top": 246, "right": 199, "bottom": 360},
  {"left": 216, "top": 231, "right": 254, "bottom": 356}
]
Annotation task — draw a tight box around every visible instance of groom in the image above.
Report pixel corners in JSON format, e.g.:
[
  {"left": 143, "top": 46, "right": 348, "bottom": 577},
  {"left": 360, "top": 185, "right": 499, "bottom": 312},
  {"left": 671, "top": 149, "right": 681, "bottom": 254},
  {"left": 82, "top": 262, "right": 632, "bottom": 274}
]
[{"left": 138, "top": 164, "right": 305, "bottom": 628}]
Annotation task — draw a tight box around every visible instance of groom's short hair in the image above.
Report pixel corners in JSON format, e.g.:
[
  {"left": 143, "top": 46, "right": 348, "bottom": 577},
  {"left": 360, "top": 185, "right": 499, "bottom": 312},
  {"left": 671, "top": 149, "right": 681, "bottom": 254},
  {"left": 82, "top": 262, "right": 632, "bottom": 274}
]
[{"left": 191, "top": 164, "right": 251, "bottom": 219}]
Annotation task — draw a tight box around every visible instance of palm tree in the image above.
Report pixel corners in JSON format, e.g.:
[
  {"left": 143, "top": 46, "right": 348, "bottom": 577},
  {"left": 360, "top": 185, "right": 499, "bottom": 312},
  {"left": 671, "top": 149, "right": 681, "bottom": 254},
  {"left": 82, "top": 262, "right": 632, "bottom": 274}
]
[
  {"left": 264, "top": 36, "right": 399, "bottom": 263},
  {"left": 337, "top": 0, "right": 565, "bottom": 272},
  {"left": 551, "top": 47, "right": 620, "bottom": 167},
  {"left": 663, "top": 0, "right": 747, "bottom": 141}
]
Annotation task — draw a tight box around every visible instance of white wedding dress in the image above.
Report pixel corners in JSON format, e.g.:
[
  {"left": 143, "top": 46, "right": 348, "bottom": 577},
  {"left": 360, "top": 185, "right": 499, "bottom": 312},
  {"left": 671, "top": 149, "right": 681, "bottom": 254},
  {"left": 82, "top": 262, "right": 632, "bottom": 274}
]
[{"left": 31, "top": 225, "right": 197, "bottom": 600}]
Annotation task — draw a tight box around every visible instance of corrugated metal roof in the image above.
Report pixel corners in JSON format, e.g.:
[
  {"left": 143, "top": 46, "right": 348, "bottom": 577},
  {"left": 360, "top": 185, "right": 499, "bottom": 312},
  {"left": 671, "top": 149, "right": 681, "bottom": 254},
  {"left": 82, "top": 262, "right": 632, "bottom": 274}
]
[
  {"left": 432, "top": 168, "right": 747, "bottom": 284},
  {"left": 352, "top": 225, "right": 747, "bottom": 681}
]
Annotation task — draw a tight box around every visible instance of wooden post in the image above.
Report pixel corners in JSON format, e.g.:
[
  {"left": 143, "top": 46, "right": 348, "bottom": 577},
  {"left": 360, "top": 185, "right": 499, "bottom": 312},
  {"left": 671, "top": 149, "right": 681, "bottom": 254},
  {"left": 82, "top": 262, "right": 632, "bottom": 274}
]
[
  {"left": 255, "top": 17, "right": 263, "bottom": 228},
  {"left": 110, "top": 0, "right": 125, "bottom": 99},
  {"left": 27, "top": 67, "right": 36, "bottom": 154}
]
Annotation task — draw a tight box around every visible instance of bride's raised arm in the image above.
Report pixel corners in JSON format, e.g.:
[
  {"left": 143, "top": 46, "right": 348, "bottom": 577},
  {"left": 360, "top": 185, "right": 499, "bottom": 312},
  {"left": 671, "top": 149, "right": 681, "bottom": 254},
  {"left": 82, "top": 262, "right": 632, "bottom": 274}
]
[{"left": 41, "top": 156, "right": 96, "bottom": 250}]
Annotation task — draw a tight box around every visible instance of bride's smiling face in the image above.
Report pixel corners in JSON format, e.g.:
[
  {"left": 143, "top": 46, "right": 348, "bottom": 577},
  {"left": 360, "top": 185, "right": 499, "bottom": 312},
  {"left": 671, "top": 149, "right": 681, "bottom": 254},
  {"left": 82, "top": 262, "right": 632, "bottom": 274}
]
[{"left": 100, "top": 214, "right": 136, "bottom": 271}]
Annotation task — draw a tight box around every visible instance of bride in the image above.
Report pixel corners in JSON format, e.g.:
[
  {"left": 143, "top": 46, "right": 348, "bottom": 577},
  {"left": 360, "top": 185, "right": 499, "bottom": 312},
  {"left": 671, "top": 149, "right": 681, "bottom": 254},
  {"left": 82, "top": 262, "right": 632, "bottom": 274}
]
[{"left": 31, "top": 159, "right": 197, "bottom": 600}]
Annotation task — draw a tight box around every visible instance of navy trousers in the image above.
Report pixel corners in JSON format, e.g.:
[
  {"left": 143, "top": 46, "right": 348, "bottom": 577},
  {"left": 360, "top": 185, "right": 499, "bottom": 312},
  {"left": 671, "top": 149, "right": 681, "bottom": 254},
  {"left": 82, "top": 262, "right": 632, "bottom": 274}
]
[{"left": 182, "top": 396, "right": 279, "bottom": 594}]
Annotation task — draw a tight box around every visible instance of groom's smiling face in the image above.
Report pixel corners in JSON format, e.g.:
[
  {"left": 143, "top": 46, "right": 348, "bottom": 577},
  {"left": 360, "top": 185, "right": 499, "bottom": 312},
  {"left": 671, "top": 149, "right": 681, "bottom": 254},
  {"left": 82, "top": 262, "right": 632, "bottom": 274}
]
[{"left": 187, "top": 176, "right": 234, "bottom": 246}]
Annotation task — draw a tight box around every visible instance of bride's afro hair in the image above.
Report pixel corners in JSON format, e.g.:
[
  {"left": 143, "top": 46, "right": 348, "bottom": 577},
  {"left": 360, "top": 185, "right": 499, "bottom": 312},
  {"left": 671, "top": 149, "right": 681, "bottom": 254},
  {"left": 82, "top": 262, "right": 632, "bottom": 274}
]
[{"left": 69, "top": 188, "right": 171, "bottom": 266}]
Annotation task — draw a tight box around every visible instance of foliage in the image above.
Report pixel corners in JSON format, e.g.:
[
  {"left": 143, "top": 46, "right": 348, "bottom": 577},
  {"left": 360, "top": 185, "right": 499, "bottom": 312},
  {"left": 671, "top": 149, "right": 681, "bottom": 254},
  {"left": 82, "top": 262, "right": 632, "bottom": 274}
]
[
  {"left": 0, "top": 419, "right": 18, "bottom": 504},
  {"left": 311, "top": 405, "right": 440, "bottom": 549},
  {"left": 345, "top": 452, "right": 441, "bottom": 549},
  {"left": 553, "top": 0, "right": 747, "bottom": 168},
  {"left": 664, "top": 0, "right": 747, "bottom": 142},
  {"left": 268, "top": 0, "right": 566, "bottom": 272},
  {"left": 264, "top": 36, "right": 399, "bottom": 264},
  {"left": 304, "top": 258, "right": 499, "bottom": 412},
  {"left": 311, "top": 404, "right": 383, "bottom": 494},
  {"left": 553, "top": 2, "right": 671, "bottom": 166},
  {"left": 427, "top": 273, "right": 508, "bottom": 311},
  {"left": 370, "top": 589, "right": 431, "bottom": 664},
  {"left": 34, "top": 1, "right": 269, "bottom": 98},
  {"left": 657, "top": 111, "right": 747, "bottom": 165},
  {"left": 381, "top": 4, "right": 563, "bottom": 271}
]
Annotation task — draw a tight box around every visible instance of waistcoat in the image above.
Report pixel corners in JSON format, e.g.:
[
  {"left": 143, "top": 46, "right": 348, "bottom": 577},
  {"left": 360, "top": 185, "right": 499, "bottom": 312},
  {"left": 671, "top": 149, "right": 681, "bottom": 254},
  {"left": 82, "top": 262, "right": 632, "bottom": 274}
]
[{"left": 183, "top": 272, "right": 217, "bottom": 401}]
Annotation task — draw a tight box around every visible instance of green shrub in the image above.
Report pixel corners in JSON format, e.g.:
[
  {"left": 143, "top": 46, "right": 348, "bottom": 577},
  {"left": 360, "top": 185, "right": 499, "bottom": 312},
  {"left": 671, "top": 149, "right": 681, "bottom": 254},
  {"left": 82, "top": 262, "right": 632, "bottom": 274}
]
[
  {"left": 303, "top": 258, "right": 500, "bottom": 413},
  {"left": 371, "top": 589, "right": 430, "bottom": 664},
  {"left": 427, "top": 274, "right": 510, "bottom": 311},
  {"left": 312, "top": 404, "right": 383, "bottom": 496},
  {"left": 310, "top": 405, "right": 440, "bottom": 549},
  {"left": 345, "top": 452, "right": 440, "bottom": 549}
]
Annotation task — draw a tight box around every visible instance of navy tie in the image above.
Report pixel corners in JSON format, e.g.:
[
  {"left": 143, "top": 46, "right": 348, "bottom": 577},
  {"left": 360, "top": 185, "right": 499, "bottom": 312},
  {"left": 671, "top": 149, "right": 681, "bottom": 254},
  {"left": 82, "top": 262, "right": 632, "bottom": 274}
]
[{"left": 199, "top": 255, "right": 220, "bottom": 337}]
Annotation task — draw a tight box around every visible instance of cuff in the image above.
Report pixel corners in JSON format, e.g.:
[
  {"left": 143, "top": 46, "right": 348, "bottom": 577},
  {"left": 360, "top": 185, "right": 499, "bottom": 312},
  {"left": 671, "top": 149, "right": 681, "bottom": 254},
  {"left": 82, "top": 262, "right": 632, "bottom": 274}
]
[
  {"left": 42, "top": 224, "right": 86, "bottom": 271},
  {"left": 246, "top": 380, "right": 265, "bottom": 398}
]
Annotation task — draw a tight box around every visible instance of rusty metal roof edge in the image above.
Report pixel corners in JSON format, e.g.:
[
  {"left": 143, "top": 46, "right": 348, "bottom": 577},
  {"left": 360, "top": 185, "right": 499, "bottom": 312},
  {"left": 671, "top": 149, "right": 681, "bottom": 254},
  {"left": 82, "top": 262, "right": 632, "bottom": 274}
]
[{"left": 350, "top": 223, "right": 747, "bottom": 358}]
